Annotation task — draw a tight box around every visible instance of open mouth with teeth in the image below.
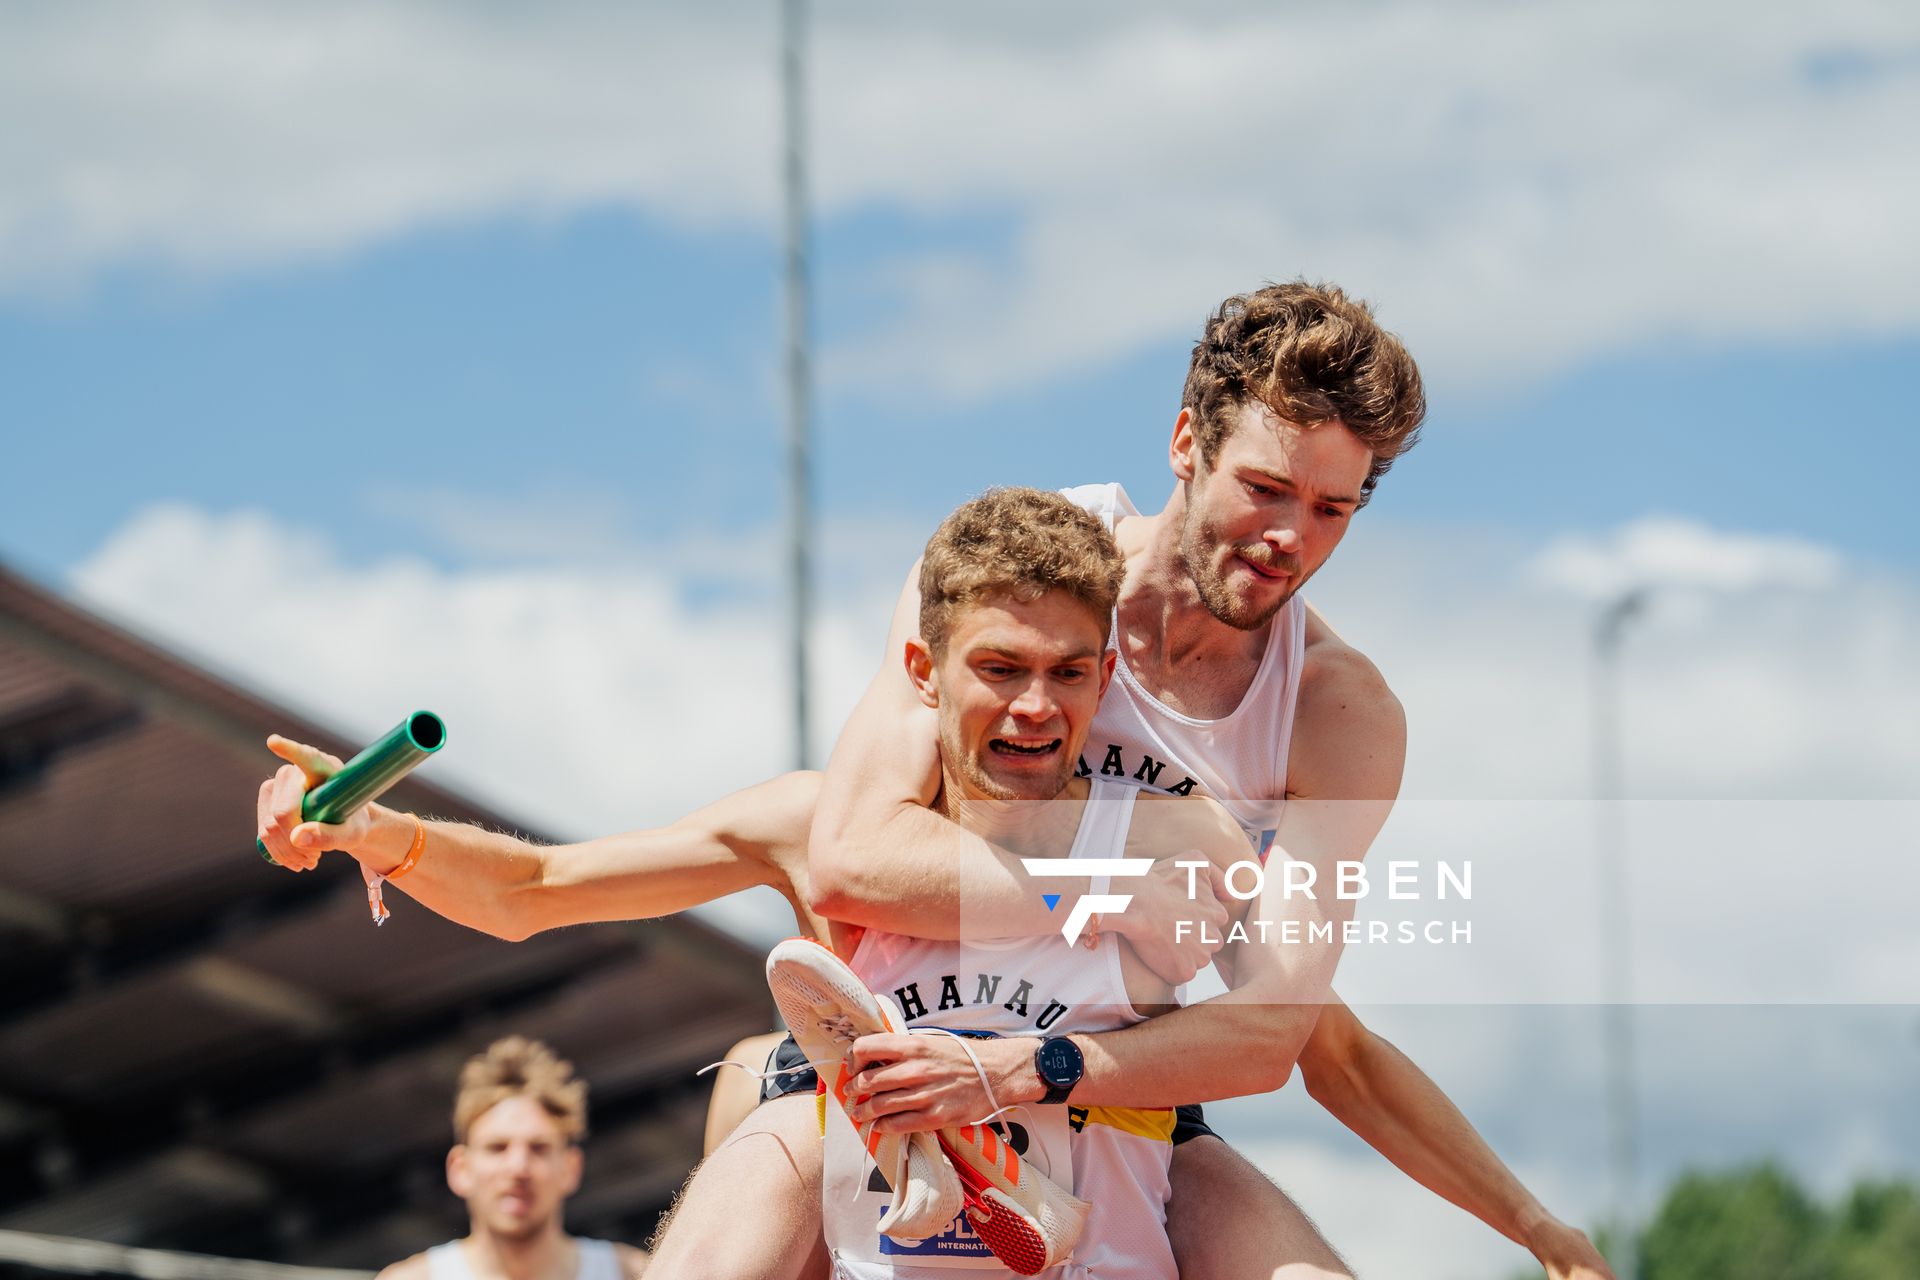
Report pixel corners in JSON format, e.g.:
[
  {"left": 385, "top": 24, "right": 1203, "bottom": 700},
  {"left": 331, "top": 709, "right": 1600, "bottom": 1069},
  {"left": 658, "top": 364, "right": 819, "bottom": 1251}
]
[{"left": 990, "top": 738, "right": 1062, "bottom": 758}]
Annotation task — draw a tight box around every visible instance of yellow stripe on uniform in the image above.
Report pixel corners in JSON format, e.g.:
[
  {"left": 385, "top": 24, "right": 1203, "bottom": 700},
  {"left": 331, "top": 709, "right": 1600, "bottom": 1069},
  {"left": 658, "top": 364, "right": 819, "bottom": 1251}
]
[{"left": 1080, "top": 1105, "right": 1177, "bottom": 1143}]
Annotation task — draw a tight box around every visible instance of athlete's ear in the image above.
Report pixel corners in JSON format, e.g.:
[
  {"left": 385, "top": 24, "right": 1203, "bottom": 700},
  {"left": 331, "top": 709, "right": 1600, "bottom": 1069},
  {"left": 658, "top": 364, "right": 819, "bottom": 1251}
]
[
  {"left": 1169, "top": 407, "right": 1200, "bottom": 483},
  {"left": 904, "top": 637, "right": 940, "bottom": 709},
  {"left": 562, "top": 1145, "right": 583, "bottom": 1197},
  {"left": 446, "top": 1145, "right": 470, "bottom": 1198},
  {"left": 1097, "top": 650, "right": 1116, "bottom": 699}
]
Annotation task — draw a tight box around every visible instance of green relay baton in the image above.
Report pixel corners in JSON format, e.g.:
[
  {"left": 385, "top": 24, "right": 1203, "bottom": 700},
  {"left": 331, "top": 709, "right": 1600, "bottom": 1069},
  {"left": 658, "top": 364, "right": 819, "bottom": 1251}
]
[{"left": 256, "top": 711, "right": 447, "bottom": 862}]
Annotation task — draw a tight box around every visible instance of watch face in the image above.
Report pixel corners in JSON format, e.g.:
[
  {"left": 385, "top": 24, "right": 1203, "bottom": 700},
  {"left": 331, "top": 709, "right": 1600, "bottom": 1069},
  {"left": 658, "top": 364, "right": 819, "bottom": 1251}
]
[{"left": 1037, "top": 1036, "right": 1083, "bottom": 1087}]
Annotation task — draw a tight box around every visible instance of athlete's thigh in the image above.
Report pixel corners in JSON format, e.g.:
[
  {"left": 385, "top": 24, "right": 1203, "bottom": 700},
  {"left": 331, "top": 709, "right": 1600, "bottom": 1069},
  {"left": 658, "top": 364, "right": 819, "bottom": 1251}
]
[
  {"left": 704, "top": 1032, "right": 791, "bottom": 1155},
  {"left": 1166, "top": 1135, "right": 1354, "bottom": 1280},
  {"left": 647, "top": 1093, "right": 828, "bottom": 1280}
]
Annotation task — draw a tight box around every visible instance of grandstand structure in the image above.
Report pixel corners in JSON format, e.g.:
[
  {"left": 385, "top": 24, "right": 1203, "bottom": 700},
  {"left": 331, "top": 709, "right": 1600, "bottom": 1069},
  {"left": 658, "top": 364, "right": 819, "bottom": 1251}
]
[{"left": 0, "top": 563, "right": 774, "bottom": 1274}]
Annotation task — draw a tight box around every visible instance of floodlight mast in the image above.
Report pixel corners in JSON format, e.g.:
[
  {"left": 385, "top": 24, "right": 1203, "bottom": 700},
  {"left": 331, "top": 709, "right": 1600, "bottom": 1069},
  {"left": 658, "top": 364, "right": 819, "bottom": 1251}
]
[
  {"left": 780, "top": 0, "right": 814, "bottom": 770},
  {"left": 1593, "top": 587, "right": 1648, "bottom": 1280}
]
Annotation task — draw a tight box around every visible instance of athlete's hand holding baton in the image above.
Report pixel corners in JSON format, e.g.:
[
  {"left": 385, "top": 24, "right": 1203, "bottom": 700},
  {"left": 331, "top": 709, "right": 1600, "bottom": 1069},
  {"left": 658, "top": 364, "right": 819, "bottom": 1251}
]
[{"left": 255, "top": 711, "right": 446, "bottom": 923}]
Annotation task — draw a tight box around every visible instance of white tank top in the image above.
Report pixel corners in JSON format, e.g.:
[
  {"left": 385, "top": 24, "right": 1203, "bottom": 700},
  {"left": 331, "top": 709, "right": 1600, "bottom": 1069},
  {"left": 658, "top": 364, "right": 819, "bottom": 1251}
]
[
  {"left": 822, "top": 779, "right": 1177, "bottom": 1279},
  {"left": 425, "top": 1239, "right": 622, "bottom": 1280},
  {"left": 1061, "top": 482, "right": 1307, "bottom": 857}
]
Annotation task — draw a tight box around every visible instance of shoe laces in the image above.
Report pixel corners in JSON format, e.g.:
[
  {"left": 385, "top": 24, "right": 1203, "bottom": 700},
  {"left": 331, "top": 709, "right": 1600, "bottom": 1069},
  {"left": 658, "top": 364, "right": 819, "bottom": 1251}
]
[
  {"left": 696, "top": 1051, "right": 847, "bottom": 1083},
  {"left": 908, "top": 1027, "right": 1053, "bottom": 1180}
]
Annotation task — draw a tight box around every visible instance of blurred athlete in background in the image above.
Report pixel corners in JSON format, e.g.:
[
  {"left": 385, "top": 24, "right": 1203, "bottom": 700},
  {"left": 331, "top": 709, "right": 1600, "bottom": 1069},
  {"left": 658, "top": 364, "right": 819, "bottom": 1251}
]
[{"left": 378, "top": 1037, "right": 648, "bottom": 1280}]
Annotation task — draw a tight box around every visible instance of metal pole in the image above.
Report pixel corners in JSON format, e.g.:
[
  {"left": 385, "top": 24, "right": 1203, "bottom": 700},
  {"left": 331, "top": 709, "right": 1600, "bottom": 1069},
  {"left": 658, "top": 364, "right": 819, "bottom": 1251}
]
[
  {"left": 1593, "top": 588, "right": 1646, "bottom": 1280},
  {"left": 780, "top": 0, "right": 814, "bottom": 770}
]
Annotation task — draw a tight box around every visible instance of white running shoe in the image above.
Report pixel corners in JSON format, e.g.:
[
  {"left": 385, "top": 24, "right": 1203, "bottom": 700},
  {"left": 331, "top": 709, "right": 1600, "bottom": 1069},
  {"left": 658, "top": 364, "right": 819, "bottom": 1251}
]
[{"left": 766, "top": 937, "right": 963, "bottom": 1242}]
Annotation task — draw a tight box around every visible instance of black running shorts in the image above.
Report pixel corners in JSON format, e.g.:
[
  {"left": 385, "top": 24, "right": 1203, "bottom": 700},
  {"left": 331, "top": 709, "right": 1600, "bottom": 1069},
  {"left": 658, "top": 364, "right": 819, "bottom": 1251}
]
[{"left": 759, "top": 1031, "right": 818, "bottom": 1102}]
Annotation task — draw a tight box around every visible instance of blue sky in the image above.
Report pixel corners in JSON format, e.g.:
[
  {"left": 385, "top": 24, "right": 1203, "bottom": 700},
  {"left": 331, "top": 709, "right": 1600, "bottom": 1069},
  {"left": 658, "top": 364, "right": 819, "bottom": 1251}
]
[
  {"left": 8, "top": 205, "right": 1918, "bottom": 583},
  {"left": 5, "top": 1, "right": 1917, "bottom": 586},
  {"left": 4, "top": 4, "right": 1918, "bottom": 1275}
]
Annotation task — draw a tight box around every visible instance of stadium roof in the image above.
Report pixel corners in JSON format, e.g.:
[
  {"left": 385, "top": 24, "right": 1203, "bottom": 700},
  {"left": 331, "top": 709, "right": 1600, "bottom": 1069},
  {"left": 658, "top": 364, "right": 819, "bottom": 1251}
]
[{"left": 0, "top": 562, "right": 775, "bottom": 1271}]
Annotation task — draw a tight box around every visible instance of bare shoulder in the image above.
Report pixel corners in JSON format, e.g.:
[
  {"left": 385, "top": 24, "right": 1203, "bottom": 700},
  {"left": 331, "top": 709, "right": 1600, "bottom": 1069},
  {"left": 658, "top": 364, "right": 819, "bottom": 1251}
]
[
  {"left": 1299, "top": 611, "right": 1400, "bottom": 719},
  {"left": 375, "top": 1253, "right": 432, "bottom": 1280},
  {"left": 1291, "top": 606, "right": 1406, "bottom": 801},
  {"left": 616, "top": 1241, "right": 651, "bottom": 1277},
  {"left": 1129, "top": 790, "right": 1250, "bottom": 867}
]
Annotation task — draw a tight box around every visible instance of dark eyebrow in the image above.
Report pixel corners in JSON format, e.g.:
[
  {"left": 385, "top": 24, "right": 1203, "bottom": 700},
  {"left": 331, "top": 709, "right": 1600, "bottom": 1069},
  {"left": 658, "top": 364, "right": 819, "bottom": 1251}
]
[
  {"left": 976, "top": 645, "right": 1102, "bottom": 663},
  {"left": 1247, "top": 467, "right": 1360, "bottom": 508}
]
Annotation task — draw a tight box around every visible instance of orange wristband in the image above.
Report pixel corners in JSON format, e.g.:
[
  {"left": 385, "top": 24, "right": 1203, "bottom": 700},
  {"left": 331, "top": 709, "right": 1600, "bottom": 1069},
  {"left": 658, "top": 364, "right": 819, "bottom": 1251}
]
[{"left": 389, "top": 814, "right": 427, "bottom": 880}]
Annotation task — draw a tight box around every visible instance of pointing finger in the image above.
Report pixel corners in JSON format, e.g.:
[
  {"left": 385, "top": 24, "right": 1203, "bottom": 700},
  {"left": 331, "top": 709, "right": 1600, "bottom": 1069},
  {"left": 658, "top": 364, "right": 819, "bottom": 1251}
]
[{"left": 267, "top": 734, "right": 342, "bottom": 788}]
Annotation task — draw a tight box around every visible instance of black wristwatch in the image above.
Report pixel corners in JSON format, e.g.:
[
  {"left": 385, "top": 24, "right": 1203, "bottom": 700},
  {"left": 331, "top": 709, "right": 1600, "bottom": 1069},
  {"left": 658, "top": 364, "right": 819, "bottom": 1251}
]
[{"left": 1034, "top": 1035, "right": 1084, "bottom": 1105}]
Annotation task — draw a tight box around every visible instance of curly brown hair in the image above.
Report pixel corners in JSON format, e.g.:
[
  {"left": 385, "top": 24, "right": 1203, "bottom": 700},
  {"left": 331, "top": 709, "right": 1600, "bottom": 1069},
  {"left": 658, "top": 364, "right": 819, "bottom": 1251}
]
[
  {"left": 918, "top": 488, "right": 1124, "bottom": 658},
  {"left": 1182, "top": 281, "right": 1426, "bottom": 504},
  {"left": 452, "top": 1036, "right": 588, "bottom": 1145}
]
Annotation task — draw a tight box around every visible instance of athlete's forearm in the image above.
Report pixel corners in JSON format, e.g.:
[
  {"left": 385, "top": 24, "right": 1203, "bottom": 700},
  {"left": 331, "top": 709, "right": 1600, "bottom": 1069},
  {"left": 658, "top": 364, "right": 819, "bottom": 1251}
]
[
  {"left": 810, "top": 794, "right": 1064, "bottom": 940},
  {"left": 1297, "top": 1001, "right": 1549, "bottom": 1249},
  {"left": 349, "top": 774, "right": 813, "bottom": 940},
  {"left": 340, "top": 805, "right": 549, "bottom": 939},
  {"left": 1069, "top": 996, "right": 1315, "bottom": 1106},
  {"left": 961, "top": 997, "right": 1315, "bottom": 1111}
]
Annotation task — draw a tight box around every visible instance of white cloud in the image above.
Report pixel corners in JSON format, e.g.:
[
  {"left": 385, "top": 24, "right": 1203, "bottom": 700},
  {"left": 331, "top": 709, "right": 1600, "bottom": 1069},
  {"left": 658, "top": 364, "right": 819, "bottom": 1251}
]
[
  {"left": 66, "top": 500, "right": 904, "bottom": 944},
  {"left": 1301, "top": 517, "right": 1920, "bottom": 1009},
  {"left": 4, "top": 2, "right": 1917, "bottom": 399},
  {"left": 0, "top": 2, "right": 778, "bottom": 292},
  {"left": 1314, "top": 516, "right": 1917, "bottom": 802},
  {"left": 1526, "top": 516, "right": 1844, "bottom": 600},
  {"left": 815, "top": 0, "right": 1920, "bottom": 398}
]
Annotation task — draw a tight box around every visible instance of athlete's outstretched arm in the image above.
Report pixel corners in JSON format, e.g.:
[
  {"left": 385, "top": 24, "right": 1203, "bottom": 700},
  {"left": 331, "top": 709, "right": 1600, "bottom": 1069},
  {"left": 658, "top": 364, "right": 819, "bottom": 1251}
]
[
  {"left": 256, "top": 741, "right": 819, "bottom": 941},
  {"left": 1298, "top": 998, "right": 1614, "bottom": 1279},
  {"left": 808, "top": 562, "right": 1219, "bottom": 982}
]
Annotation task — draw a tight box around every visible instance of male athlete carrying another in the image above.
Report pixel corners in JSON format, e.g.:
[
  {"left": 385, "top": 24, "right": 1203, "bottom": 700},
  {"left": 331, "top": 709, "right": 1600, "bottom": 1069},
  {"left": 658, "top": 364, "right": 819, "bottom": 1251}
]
[{"left": 258, "top": 283, "right": 1611, "bottom": 1278}]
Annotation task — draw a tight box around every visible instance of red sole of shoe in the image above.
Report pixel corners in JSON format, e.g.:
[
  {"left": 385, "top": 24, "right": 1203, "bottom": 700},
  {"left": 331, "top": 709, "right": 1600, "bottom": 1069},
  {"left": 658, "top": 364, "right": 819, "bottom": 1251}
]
[{"left": 937, "top": 1133, "right": 1048, "bottom": 1276}]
